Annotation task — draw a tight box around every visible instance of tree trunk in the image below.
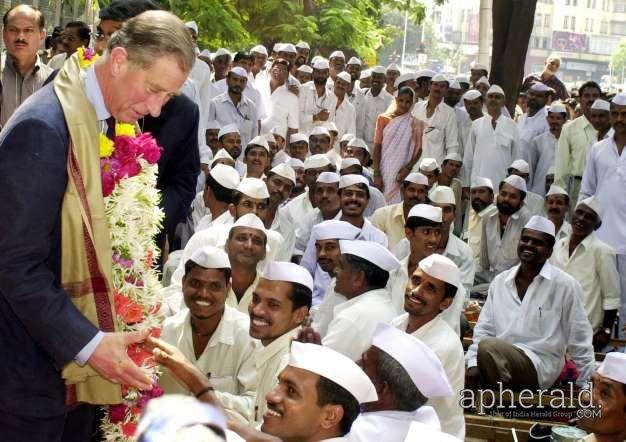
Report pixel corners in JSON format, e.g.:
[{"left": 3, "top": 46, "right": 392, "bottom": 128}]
[
  {"left": 477, "top": 0, "right": 491, "bottom": 67},
  {"left": 303, "top": 0, "right": 316, "bottom": 15},
  {"left": 490, "top": 0, "right": 537, "bottom": 114}
]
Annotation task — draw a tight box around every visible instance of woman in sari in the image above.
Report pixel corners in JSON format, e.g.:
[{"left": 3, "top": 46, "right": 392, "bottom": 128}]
[{"left": 372, "top": 87, "right": 425, "bottom": 203}]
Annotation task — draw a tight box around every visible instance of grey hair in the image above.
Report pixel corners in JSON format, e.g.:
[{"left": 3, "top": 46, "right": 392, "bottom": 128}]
[
  {"left": 376, "top": 349, "right": 428, "bottom": 411},
  {"left": 107, "top": 10, "right": 195, "bottom": 74}
]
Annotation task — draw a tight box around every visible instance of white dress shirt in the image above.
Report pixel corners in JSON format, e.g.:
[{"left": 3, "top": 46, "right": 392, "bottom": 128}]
[
  {"left": 392, "top": 313, "right": 466, "bottom": 440},
  {"left": 283, "top": 191, "right": 315, "bottom": 235},
  {"left": 524, "top": 190, "right": 546, "bottom": 216},
  {"left": 517, "top": 107, "right": 549, "bottom": 162},
  {"left": 528, "top": 131, "right": 558, "bottom": 195},
  {"left": 298, "top": 81, "right": 337, "bottom": 135},
  {"left": 334, "top": 97, "right": 357, "bottom": 144},
  {"left": 412, "top": 100, "right": 459, "bottom": 164},
  {"left": 466, "top": 262, "right": 595, "bottom": 388},
  {"left": 551, "top": 234, "right": 620, "bottom": 332},
  {"left": 356, "top": 88, "right": 394, "bottom": 148},
  {"left": 455, "top": 107, "right": 472, "bottom": 158},
  {"left": 209, "top": 77, "right": 266, "bottom": 120},
  {"left": 259, "top": 80, "right": 299, "bottom": 133},
  {"left": 208, "top": 92, "right": 259, "bottom": 147},
  {"left": 269, "top": 206, "right": 296, "bottom": 259},
  {"left": 225, "top": 272, "right": 261, "bottom": 314},
  {"left": 346, "top": 407, "right": 441, "bottom": 442},
  {"left": 312, "top": 279, "right": 346, "bottom": 338},
  {"left": 462, "top": 113, "right": 520, "bottom": 188}
]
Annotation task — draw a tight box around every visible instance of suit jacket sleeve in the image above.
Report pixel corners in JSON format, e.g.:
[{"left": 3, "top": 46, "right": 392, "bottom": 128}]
[{"left": 0, "top": 119, "right": 99, "bottom": 368}]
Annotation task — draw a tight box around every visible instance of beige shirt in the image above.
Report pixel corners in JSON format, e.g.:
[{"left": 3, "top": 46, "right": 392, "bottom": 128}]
[
  {"left": 462, "top": 204, "right": 494, "bottom": 267},
  {"left": 1, "top": 53, "right": 53, "bottom": 126},
  {"left": 554, "top": 115, "right": 598, "bottom": 186},
  {"left": 370, "top": 202, "right": 406, "bottom": 250},
  {"left": 392, "top": 313, "right": 466, "bottom": 440},
  {"left": 226, "top": 272, "right": 261, "bottom": 314}
]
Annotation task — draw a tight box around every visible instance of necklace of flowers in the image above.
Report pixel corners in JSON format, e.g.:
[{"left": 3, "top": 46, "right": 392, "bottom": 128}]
[{"left": 79, "top": 46, "right": 166, "bottom": 440}]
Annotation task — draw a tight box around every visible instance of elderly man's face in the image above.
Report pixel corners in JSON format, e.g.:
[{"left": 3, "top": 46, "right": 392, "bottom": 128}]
[
  {"left": 545, "top": 57, "right": 560, "bottom": 74},
  {"left": 579, "top": 374, "right": 626, "bottom": 438},
  {"left": 3, "top": 7, "right": 46, "bottom": 61}
]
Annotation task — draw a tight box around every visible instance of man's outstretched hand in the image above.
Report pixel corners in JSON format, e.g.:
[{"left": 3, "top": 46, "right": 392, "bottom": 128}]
[{"left": 88, "top": 330, "right": 152, "bottom": 390}]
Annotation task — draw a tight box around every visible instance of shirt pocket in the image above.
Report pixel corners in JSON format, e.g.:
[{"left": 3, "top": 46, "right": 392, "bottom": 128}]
[
  {"left": 525, "top": 305, "right": 559, "bottom": 338},
  {"left": 210, "top": 375, "right": 237, "bottom": 394}
]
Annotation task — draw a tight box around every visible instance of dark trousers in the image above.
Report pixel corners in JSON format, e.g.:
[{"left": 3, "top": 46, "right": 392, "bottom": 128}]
[
  {"left": 61, "top": 403, "right": 102, "bottom": 442},
  {"left": 477, "top": 337, "right": 540, "bottom": 391},
  {"left": 0, "top": 410, "right": 65, "bottom": 442}
]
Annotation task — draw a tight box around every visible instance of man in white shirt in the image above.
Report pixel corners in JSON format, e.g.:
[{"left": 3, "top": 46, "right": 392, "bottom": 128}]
[
  {"left": 385, "top": 63, "right": 400, "bottom": 96},
  {"left": 309, "top": 126, "right": 341, "bottom": 169},
  {"left": 462, "top": 85, "right": 520, "bottom": 191},
  {"left": 544, "top": 184, "right": 571, "bottom": 241},
  {"left": 411, "top": 74, "right": 459, "bottom": 164},
  {"left": 528, "top": 102, "right": 567, "bottom": 195},
  {"left": 333, "top": 72, "right": 357, "bottom": 145},
  {"left": 507, "top": 159, "right": 544, "bottom": 216},
  {"left": 457, "top": 90, "right": 483, "bottom": 159},
  {"left": 391, "top": 254, "right": 466, "bottom": 439},
  {"left": 243, "top": 135, "right": 271, "bottom": 179},
  {"left": 517, "top": 82, "right": 551, "bottom": 162},
  {"left": 479, "top": 175, "right": 531, "bottom": 282},
  {"left": 551, "top": 197, "right": 620, "bottom": 350},
  {"left": 299, "top": 59, "right": 336, "bottom": 135},
  {"left": 215, "top": 124, "right": 245, "bottom": 175},
  {"left": 466, "top": 216, "right": 595, "bottom": 391},
  {"left": 356, "top": 66, "right": 393, "bottom": 150},
  {"left": 265, "top": 163, "right": 297, "bottom": 258},
  {"left": 337, "top": 175, "right": 387, "bottom": 247},
  {"left": 462, "top": 177, "right": 495, "bottom": 267},
  {"left": 287, "top": 132, "right": 309, "bottom": 162},
  {"left": 350, "top": 322, "right": 458, "bottom": 441},
  {"left": 580, "top": 92, "right": 626, "bottom": 338},
  {"left": 259, "top": 58, "right": 299, "bottom": 137}
]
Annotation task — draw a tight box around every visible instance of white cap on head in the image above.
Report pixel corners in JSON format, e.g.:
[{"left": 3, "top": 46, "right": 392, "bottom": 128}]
[
  {"left": 312, "top": 220, "right": 361, "bottom": 241},
  {"left": 211, "top": 148, "right": 234, "bottom": 164},
  {"left": 229, "top": 66, "right": 248, "bottom": 78},
  {"left": 290, "top": 133, "right": 309, "bottom": 144},
  {"left": 456, "top": 74, "right": 469, "bottom": 84},
  {"left": 448, "top": 79, "right": 461, "bottom": 90},
  {"left": 280, "top": 43, "right": 297, "bottom": 54},
  {"left": 214, "top": 48, "right": 231, "bottom": 58},
  {"left": 509, "top": 159, "right": 530, "bottom": 174},
  {"left": 577, "top": 196, "right": 603, "bottom": 220},
  {"left": 270, "top": 126, "right": 287, "bottom": 139},
  {"left": 310, "top": 126, "right": 331, "bottom": 138},
  {"left": 444, "top": 152, "right": 463, "bottom": 163},
  {"left": 416, "top": 69, "right": 436, "bottom": 79},
  {"left": 231, "top": 213, "right": 266, "bottom": 234},
  {"left": 271, "top": 150, "right": 291, "bottom": 168},
  {"left": 265, "top": 133, "right": 277, "bottom": 144},
  {"left": 471, "top": 176, "right": 493, "bottom": 190},
  {"left": 207, "top": 120, "right": 221, "bottom": 130},
  {"left": 316, "top": 171, "right": 340, "bottom": 184},
  {"left": 199, "top": 49, "right": 211, "bottom": 58},
  {"left": 304, "top": 154, "right": 331, "bottom": 170},
  {"left": 313, "top": 59, "right": 330, "bottom": 70},
  {"left": 502, "top": 174, "right": 527, "bottom": 193},
  {"left": 487, "top": 84, "right": 505, "bottom": 96},
  {"left": 341, "top": 157, "right": 361, "bottom": 170},
  {"left": 591, "top": 99, "right": 610, "bottom": 112},
  {"left": 372, "top": 323, "right": 454, "bottom": 398},
  {"left": 270, "top": 163, "right": 296, "bottom": 184},
  {"left": 247, "top": 135, "right": 270, "bottom": 151},
  {"left": 371, "top": 65, "right": 387, "bottom": 75},
  {"left": 287, "top": 157, "right": 304, "bottom": 170},
  {"left": 548, "top": 101, "right": 567, "bottom": 113},
  {"left": 329, "top": 50, "right": 345, "bottom": 60},
  {"left": 189, "top": 245, "right": 230, "bottom": 269},
  {"left": 387, "top": 63, "right": 400, "bottom": 72},
  {"left": 476, "top": 76, "right": 490, "bottom": 87},
  {"left": 297, "top": 65, "right": 313, "bottom": 74},
  {"left": 273, "top": 43, "right": 283, "bottom": 52},
  {"left": 296, "top": 41, "right": 310, "bottom": 49},
  {"left": 339, "top": 240, "right": 401, "bottom": 272},
  {"left": 419, "top": 157, "right": 439, "bottom": 172},
  {"left": 288, "top": 341, "right": 378, "bottom": 403},
  {"left": 463, "top": 89, "right": 482, "bottom": 101},
  {"left": 347, "top": 137, "right": 369, "bottom": 152},
  {"left": 359, "top": 69, "right": 372, "bottom": 80},
  {"left": 395, "top": 72, "right": 415, "bottom": 88},
  {"left": 404, "top": 172, "right": 429, "bottom": 186},
  {"left": 199, "top": 145, "right": 212, "bottom": 164},
  {"left": 209, "top": 163, "right": 240, "bottom": 190},
  {"left": 597, "top": 352, "right": 626, "bottom": 385},
  {"left": 524, "top": 215, "right": 555, "bottom": 237},
  {"left": 339, "top": 174, "right": 369, "bottom": 189},
  {"left": 336, "top": 71, "right": 352, "bottom": 83},
  {"left": 185, "top": 20, "right": 198, "bottom": 34},
  {"left": 347, "top": 56, "right": 362, "bottom": 66},
  {"left": 429, "top": 186, "right": 456, "bottom": 206},
  {"left": 262, "top": 261, "right": 313, "bottom": 292},
  {"left": 546, "top": 184, "right": 568, "bottom": 197},
  {"left": 419, "top": 253, "right": 461, "bottom": 289},
  {"left": 612, "top": 92, "right": 626, "bottom": 106},
  {"left": 341, "top": 133, "right": 355, "bottom": 143},
  {"left": 217, "top": 123, "right": 240, "bottom": 139},
  {"left": 237, "top": 177, "right": 269, "bottom": 199},
  {"left": 470, "top": 61, "right": 488, "bottom": 71},
  {"left": 407, "top": 204, "right": 442, "bottom": 222},
  {"left": 529, "top": 82, "right": 553, "bottom": 93},
  {"left": 431, "top": 73, "right": 447, "bottom": 83},
  {"left": 251, "top": 44, "right": 268, "bottom": 55}
]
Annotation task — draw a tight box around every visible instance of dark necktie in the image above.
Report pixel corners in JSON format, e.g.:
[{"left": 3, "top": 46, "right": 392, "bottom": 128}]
[{"left": 106, "top": 116, "right": 115, "bottom": 139}]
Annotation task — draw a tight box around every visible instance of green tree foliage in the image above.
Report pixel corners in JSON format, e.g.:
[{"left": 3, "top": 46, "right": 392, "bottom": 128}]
[{"left": 611, "top": 38, "right": 626, "bottom": 74}]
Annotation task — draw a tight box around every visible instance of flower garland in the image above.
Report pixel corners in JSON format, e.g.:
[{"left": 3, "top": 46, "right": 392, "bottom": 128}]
[{"left": 77, "top": 47, "right": 165, "bottom": 440}]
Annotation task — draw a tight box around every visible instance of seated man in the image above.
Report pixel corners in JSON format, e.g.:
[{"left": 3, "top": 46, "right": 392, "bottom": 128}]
[
  {"left": 466, "top": 216, "right": 595, "bottom": 391},
  {"left": 215, "top": 124, "right": 244, "bottom": 175},
  {"left": 461, "top": 176, "right": 494, "bottom": 266},
  {"left": 264, "top": 163, "right": 297, "bottom": 257},
  {"left": 551, "top": 197, "right": 619, "bottom": 351},
  {"left": 507, "top": 159, "right": 544, "bottom": 216},
  {"left": 544, "top": 184, "right": 571, "bottom": 241},
  {"left": 349, "top": 322, "right": 456, "bottom": 441},
  {"left": 243, "top": 135, "right": 271, "bottom": 179},
  {"left": 392, "top": 254, "right": 465, "bottom": 439},
  {"left": 338, "top": 158, "right": 385, "bottom": 217},
  {"left": 287, "top": 133, "right": 309, "bottom": 162},
  {"left": 338, "top": 174, "right": 387, "bottom": 246}
]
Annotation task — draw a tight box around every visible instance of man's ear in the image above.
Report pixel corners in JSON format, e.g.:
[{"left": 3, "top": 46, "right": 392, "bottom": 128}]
[
  {"left": 228, "top": 203, "right": 236, "bottom": 218},
  {"left": 319, "top": 403, "right": 345, "bottom": 431},
  {"left": 292, "top": 306, "right": 309, "bottom": 326},
  {"left": 438, "top": 296, "right": 453, "bottom": 312}
]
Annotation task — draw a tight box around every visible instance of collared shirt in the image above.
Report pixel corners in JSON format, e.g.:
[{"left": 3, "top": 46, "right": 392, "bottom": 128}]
[
  {"left": 580, "top": 135, "right": 626, "bottom": 254},
  {"left": 555, "top": 220, "right": 572, "bottom": 242},
  {"left": 524, "top": 191, "right": 545, "bottom": 217},
  {"left": 480, "top": 206, "right": 531, "bottom": 277},
  {"left": 1, "top": 53, "right": 53, "bottom": 126},
  {"left": 462, "top": 204, "right": 495, "bottom": 267},
  {"left": 554, "top": 116, "right": 598, "bottom": 187},
  {"left": 528, "top": 131, "right": 558, "bottom": 195},
  {"left": 190, "top": 191, "right": 210, "bottom": 231},
  {"left": 259, "top": 80, "right": 299, "bottom": 133},
  {"left": 370, "top": 202, "right": 406, "bottom": 250},
  {"left": 312, "top": 279, "right": 346, "bottom": 338},
  {"left": 346, "top": 407, "right": 441, "bottom": 442},
  {"left": 208, "top": 92, "right": 259, "bottom": 146},
  {"left": 269, "top": 206, "right": 296, "bottom": 259},
  {"left": 322, "top": 288, "right": 398, "bottom": 360},
  {"left": 334, "top": 96, "right": 357, "bottom": 144},
  {"left": 412, "top": 100, "right": 459, "bottom": 164},
  {"left": 356, "top": 88, "right": 394, "bottom": 147},
  {"left": 283, "top": 190, "right": 315, "bottom": 233},
  {"left": 196, "top": 210, "right": 233, "bottom": 232},
  {"left": 209, "top": 77, "right": 266, "bottom": 120},
  {"left": 160, "top": 307, "right": 257, "bottom": 397},
  {"left": 551, "top": 234, "right": 620, "bottom": 332},
  {"left": 298, "top": 81, "right": 337, "bottom": 135},
  {"left": 226, "top": 272, "right": 261, "bottom": 314},
  {"left": 466, "top": 262, "right": 595, "bottom": 388},
  {"left": 517, "top": 107, "right": 549, "bottom": 162},
  {"left": 392, "top": 314, "right": 466, "bottom": 440},
  {"left": 462, "top": 114, "right": 520, "bottom": 188}
]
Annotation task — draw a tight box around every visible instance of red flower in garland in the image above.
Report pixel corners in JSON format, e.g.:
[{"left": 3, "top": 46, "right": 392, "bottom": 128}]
[
  {"left": 114, "top": 292, "right": 144, "bottom": 324},
  {"left": 108, "top": 404, "right": 128, "bottom": 423},
  {"left": 135, "top": 132, "right": 162, "bottom": 164},
  {"left": 122, "top": 422, "right": 137, "bottom": 437},
  {"left": 128, "top": 343, "right": 153, "bottom": 367}
]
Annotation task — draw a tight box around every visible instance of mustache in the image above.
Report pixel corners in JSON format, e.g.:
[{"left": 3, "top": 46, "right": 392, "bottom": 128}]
[{"left": 13, "top": 39, "right": 27, "bottom": 45}]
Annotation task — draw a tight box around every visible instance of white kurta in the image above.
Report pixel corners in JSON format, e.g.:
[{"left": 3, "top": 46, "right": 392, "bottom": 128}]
[
  {"left": 346, "top": 407, "right": 441, "bottom": 442},
  {"left": 269, "top": 206, "right": 296, "bottom": 259},
  {"left": 466, "top": 262, "right": 595, "bottom": 389},
  {"left": 322, "top": 288, "right": 398, "bottom": 361},
  {"left": 462, "top": 114, "right": 520, "bottom": 189},
  {"left": 528, "top": 131, "right": 558, "bottom": 195},
  {"left": 298, "top": 81, "right": 337, "bottom": 135},
  {"left": 356, "top": 88, "right": 394, "bottom": 148},
  {"left": 524, "top": 190, "right": 546, "bottom": 217},
  {"left": 225, "top": 272, "right": 261, "bottom": 314},
  {"left": 412, "top": 100, "right": 459, "bottom": 164},
  {"left": 283, "top": 191, "right": 315, "bottom": 235},
  {"left": 258, "top": 81, "right": 299, "bottom": 133},
  {"left": 517, "top": 107, "right": 549, "bottom": 162},
  {"left": 392, "top": 314, "right": 466, "bottom": 440},
  {"left": 334, "top": 97, "right": 357, "bottom": 144},
  {"left": 312, "top": 279, "right": 346, "bottom": 338},
  {"left": 208, "top": 92, "right": 259, "bottom": 147},
  {"left": 455, "top": 107, "right": 471, "bottom": 158}
]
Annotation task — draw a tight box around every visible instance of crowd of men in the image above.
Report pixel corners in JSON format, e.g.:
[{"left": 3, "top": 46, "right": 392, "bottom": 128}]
[{"left": 1, "top": 0, "right": 625, "bottom": 441}]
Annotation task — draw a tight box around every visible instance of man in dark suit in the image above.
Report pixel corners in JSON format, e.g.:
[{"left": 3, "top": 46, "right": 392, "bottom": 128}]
[{"left": 0, "top": 11, "right": 195, "bottom": 440}]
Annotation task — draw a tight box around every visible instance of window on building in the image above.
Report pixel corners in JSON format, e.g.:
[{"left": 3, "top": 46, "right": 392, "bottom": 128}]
[
  {"left": 544, "top": 15, "right": 550, "bottom": 26},
  {"left": 585, "top": 18, "right": 594, "bottom": 32},
  {"left": 535, "top": 13, "right": 542, "bottom": 27},
  {"left": 571, "top": 16, "right": 576, "bottom": 30},
  {"left": 564, "top": 16, "right": 569, "bottom": 28},
  {"left": 615, "top": 0, "right": 626, "bottom": 12},
  {"left": 601, "top": 20, "right": 608, "bottom": 34}
]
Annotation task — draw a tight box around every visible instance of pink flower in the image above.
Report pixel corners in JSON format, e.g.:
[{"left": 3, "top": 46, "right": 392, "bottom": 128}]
[
  {"left": 113, "top": 136, "right": 139, "bottom": 165},
  {"left": 117, "top": 159, "right": 142, "bottom": 179},
  {"left": 83, "top": 47, "right": 96, "bottom": 60},
  {"left": 136, "top": 133, "right": 162, "bottom": 164},
  {"left": 101, "top": 158, "right": 120, "bottom": 197},
  {"left": 108, "top": 404, "right": 127, "bottom": 423}
]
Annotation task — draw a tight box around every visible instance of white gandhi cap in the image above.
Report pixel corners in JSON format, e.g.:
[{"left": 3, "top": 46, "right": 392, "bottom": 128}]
[
  {"left": 347, "top": 56, "right": 362, "bottom": 65},
  {"left": 297, "top": 65, "right": 313, "bottom": 74},
  {"left": 237, "top": 177, "right": 269, "bottom": 199},
  {"left": 262, "top": 261, "right": 313, "bottom": 292},
  {"left": 339, "top": 240, "right": 401, "bottom": 272},
  {"left": 310, "top": 126, "right": 331, "bottom": 138},
  {"left": 407, "top": 204, "right": 442, "bottom": 222},
  {"left": 304, "top": 154, "right": 331, "bottom": 170},
  {"left": 288, "top": 341, "right": 378, "bottom": 403},
  {"left": 251, "top": 45, "right": 268, "bottom": 55},
  {"left": 217, "top": 124, "right": 240, "bottom": 139},
  {"left": 296, "top": 41, "right": 310, "bottom": 49},
  {"left": 524, "top": 215, "right": 556, "bottom": 238},
  {"left": 359, "top": 69, "right": 371, "bottom": 80},
  {"left": 597, "top": 352, "right": 626, "bottom": 385},
  {"left": 336, "top": 72, "right": 352, "bottom": 83},
  {"left": 211, "top": 149, "right": 234, "bottom": 164},
  {"left": 545, "top": 184, "right": 568, "bottom": 197},
  {"left": 509, "top": 159, "right": 530, "bottom": 174},
  {"left": 429, "top": 186, "right": 456, "bottom": 206},
  {"left": 313, "top": 59, "right": 330, "bottom": 70},
  {"left": 612, "top": 92, "right": 626, "bottom": 106},
  {"left": 189, "top": 245, "right": 230, "bottom": 269},
  {"left": 463, "top": 89, "right": 482, "bottom": 100},
  {"left": 548, "top": 101, "right": 567, "bottom": 113},
  {"left": 487, "top": 84, "right": 505, "bottom": 96},
  {"left": 471, "top": 176, "right": 493, "bottom": 190},
  {"left": 339, "top": 174, "right": 369, "bottom": 189},
  {"left": 290, "top": 133, "right": 309, "bottom": 144},
  {"left": 404, "top": 172, "right": 429, "bottom": 186},
  {"left": 591, "top": 99, "right": 610, "bottom": 112},
  {"left": 347, "top": 137, "right": 369, "bottom": 153},
  {"left": 372, "top": 322, "right": 454, "bottom": 397},
  {"left": 199, "top": 145, "right": 212, "bottom": 164},
  {"left": 340, "top": 133, "right": 355, "bottom": 143},
  {"left": 371, "top": 65, "right": 387, "bottom": 75},
  {"left": 229, "top": 66, "right": 248, "bottom": 78},
  {"left": 448, "top": 79, "right": 461, "bottom": 90},
  {"left": 395, "top": 72, "right": 414, "bottom": 89},
  {"left": 502, "top": 174, "right": 527, "bottom": 193},
  {"left": 287, "top": 157, "right": 304, "bottom": 169},
  {"left": 476, "top": 76, "right": 490, "bottom": 87},
  {"left": 271, "top": 150, "right": 290, "bottom": 168},
  {"left": 247, "top": 135, "right": 270, "bottom": 151},
  {"left": 340, "top": 158, "right": 361, "bottom": 170},
  {"left": 577, "top": 196, "right": 603, "bottom": 220},
  {"left": 529, "top": 82, "right": 553, "bottom": 93},
  {"left": 329, "top": 50, "right": 345, "bottom": 59},
  {"left": 316, "top": 171, "right": 340, "bottom": 184},
  {"left": 312, "top": 220, "right": 361, "bottom": 241},
  {"left": 209, "top": 163, "right": 240, "bottom": 190},
  {"left": 270, "top": 163, "right": 296, "bottom": 184},
  {"left": 419, "top": 253, "right": 461, "bottom": 289},
  {"left": 419, "top": 157, "right": 439, "bottom": 172}
]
